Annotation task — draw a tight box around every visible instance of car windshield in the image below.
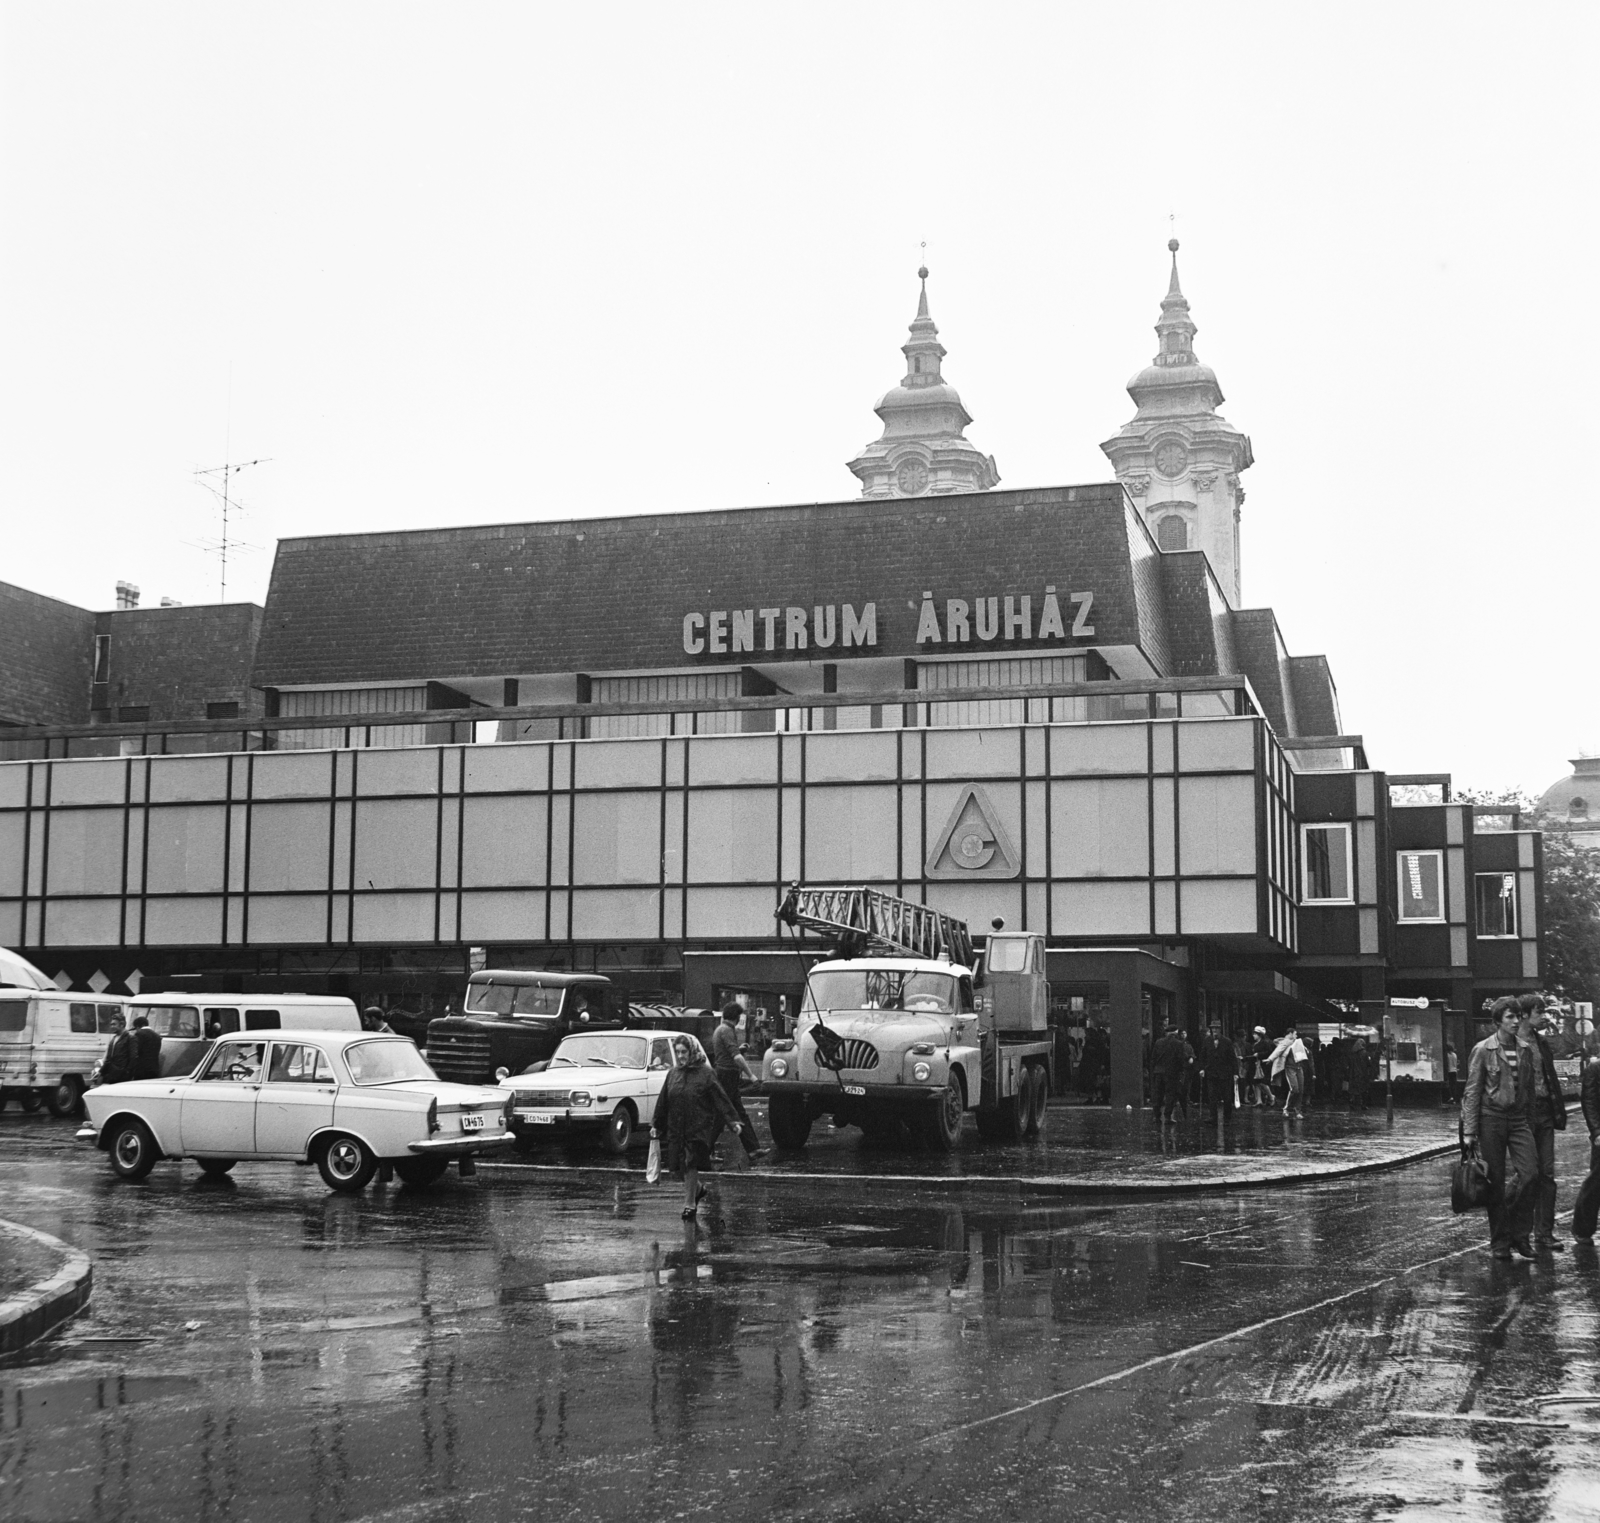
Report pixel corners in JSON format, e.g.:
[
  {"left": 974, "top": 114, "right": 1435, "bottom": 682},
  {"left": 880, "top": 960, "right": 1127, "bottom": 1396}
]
[
  {"left": 344, "top": 1039, "right": 438, "bottom": 1085},
  {"left": 804, "top": 970, "right": 958, "bottom": 1015},
  {"left": 466, "top": 982, "right": 564, "bottom": 1018},
  {"left": 550, "top": 1035, "right": 647, "bottom": 1070},
  {"left": 143, "top": 1004, "right": 202, "bottom": 1039}
]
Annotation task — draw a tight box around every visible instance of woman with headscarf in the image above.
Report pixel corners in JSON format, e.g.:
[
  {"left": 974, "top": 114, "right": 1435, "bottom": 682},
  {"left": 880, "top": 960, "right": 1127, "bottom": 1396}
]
[{"left": 652, "top": 1034, "right": 743, "bottom": 1219}]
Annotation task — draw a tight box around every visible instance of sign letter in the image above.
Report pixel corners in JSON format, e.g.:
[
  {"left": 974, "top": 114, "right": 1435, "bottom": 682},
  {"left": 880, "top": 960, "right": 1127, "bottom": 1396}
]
[
  {"left": 841, "top": 603, "right": 877, "bottom": 648},
  {"left": 1070, "top": 591, "right": 1095, "bottom": 637},
  {"left": 682, "top": 613, "right": 705, "bottom": 655}
]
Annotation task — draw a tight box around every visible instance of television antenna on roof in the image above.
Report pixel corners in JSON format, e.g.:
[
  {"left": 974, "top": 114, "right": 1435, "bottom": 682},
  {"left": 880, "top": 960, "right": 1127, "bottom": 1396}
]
[{"left": 191, "top": 458, "right": 271, "bottom": 601}]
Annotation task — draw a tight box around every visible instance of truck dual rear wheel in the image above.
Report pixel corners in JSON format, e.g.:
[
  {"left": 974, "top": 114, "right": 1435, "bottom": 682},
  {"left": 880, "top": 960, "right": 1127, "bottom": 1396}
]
[
  {"left": 768, "top": 1094, "right": 812, "bottom": 1151},
  {"left": 922, "top": 1074, "right": 965, "bottom": 1152}
]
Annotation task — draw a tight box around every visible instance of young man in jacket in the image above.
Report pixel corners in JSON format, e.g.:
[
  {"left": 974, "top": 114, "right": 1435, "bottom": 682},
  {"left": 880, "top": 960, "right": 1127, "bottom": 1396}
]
[
  {"left": 1518, "top": 996, "right": 1568, "bottom": 1251},
  {"left": 1462, "top": 998, "right": 1541, "bottom": 1260},
  {"left": 1197, "top": 1021, "right": 1238, "bottom": 1123},
  {"left": 1572, "top": 1030, "right": 1600, "bottom": 1242},
  {"left": 1148, "top": 1025, "right": 1193, "bottom": 1122},
  {"left": 129, "top": 1014, "right": 163, "bottom": 1080}
]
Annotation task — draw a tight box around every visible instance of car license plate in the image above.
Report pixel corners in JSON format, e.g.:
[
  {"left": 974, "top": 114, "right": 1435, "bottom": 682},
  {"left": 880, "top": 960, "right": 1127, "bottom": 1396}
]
[
  {"left": 460, "top": 1112, "right": 487, "bottom": 1131},
  {"left": 526, "top": 1113, "right": 557, "bottom": 1124},
  {"left": 843, "top": 1084, "right": 866, "bottom": 1096}
]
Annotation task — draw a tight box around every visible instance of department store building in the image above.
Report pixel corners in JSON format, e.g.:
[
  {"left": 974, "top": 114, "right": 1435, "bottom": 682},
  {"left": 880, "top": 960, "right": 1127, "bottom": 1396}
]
[{"left": 0, "top": 250, "right": 1544, "bottom": 1104}]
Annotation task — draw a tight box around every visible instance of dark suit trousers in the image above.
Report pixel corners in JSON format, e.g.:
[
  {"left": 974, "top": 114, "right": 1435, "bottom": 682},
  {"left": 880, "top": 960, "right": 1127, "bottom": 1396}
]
[
  {"left": 1478, "top": 1107, "right": 1539, "bottom": 1249},
  {"left": 1572, "top": 1144, "right": 1600, "bottom": 1240},
  {"left": 1530, "top": 1100, "right": 1561, "bottom": 1239}
]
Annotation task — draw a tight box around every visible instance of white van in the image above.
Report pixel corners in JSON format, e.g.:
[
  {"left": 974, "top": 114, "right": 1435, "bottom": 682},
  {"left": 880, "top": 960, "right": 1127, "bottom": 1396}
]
[
  {"left": 0, "top": 990, "right": 129, "bottom": 1117},
  {"left": 127, "top": 992, "right": 362, "bottom": 1078}
]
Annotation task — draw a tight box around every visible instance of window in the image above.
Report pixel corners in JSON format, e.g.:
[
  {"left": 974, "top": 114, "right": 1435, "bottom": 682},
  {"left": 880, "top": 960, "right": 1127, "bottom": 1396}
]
[
  {"left": 267, "top": 1044, "right": 334, "bottom": 1084},
  {"left": 69, "top": 1003, "right": 99, "bottom": 1033},
  {"left": 1157, "top": 515, "right": 1189, "bottom": 551},
  {"left": 117, "top": 705, "right": 150, "bottom": 723},
  {"left": 649, "top": 1039, "right": 672, "bottom": 1071},
  {"left": 512, "top": 985, "right": 563, "bottom": 1018},
  {"left": 98, "top": 1006, "right": 124, "bottom": 1033},
  {"left": 1301, "top": 824, "right": 1353, "bottom": 903},
  {"left": 144, "top": 1004, "right": 201, "bottom": 1039},
  {"left": 203, "top": 1007, "right": 240, "bottom": 1036},
  {"left": 244, "top": 1009, "right": 281, "bottom": 1030},
  {"left": 0, "top": 999, "right": 29, "bottom": 1032},
  {"left": 206, "top": 701, "right": 240, "bottom": 720},
  {"left": 1396, "top": 850, "right": 1445, "bottom": 922},
  {"left": 344, "top": 1039, "right": 436, "bottom": 1085},
  {"left": 92, "top": 635, "right": 111, "bottom": 684},
  {"left": 1475, "top": 873, "right": 1518, "bottom": 938},
  {"left": 197, "top": 1041, "right": 266, "bottom": 1082}
]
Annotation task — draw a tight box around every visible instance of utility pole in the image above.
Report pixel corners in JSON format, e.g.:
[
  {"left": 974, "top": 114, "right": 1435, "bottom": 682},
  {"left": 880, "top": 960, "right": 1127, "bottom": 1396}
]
[{"left": 193, "top": 458, "right": 269, "bottom": 601}]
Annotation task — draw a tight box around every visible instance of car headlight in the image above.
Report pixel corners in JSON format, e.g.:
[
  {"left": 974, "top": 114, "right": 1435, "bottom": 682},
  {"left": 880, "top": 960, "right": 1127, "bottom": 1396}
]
[
  {"left": 769, "top": 1058, "right": 788, "bottom": 1078},
  {"left": 912, "top": 1062, "right": 931, "bottom": 1083},
  {"left": 569, "top": 1090, "right": 593, "bottom": 1108}
]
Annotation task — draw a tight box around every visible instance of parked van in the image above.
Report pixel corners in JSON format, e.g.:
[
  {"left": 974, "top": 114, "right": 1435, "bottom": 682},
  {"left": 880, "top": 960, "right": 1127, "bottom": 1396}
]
[
  {"left": 0, "top": 990, "right": 128, "bottom": 1117},
  {"left": 126, "top": 993, "right": 362, "bottom": 1078}
]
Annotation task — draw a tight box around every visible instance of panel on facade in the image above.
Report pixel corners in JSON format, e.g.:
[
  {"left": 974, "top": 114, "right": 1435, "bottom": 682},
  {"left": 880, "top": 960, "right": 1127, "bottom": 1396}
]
[
  {"left": 685, "top": 886, "right": 782, "bottom": 940},
  {"left": 246, "top": 895, "right": 329, "bottom": 945},
  {"left": 48, "top": 761, "right": 127, "bottom": 807},
  {"left": 148, "top": 756, "right": 229, "bottom": 803},
  {"left": 687, "top": 734, "right": 779, "bottom": 787},
  {"left": 247, "top": 802, "right": 330, "bottom": 892},
  {"left": 806, "top": 784, "right": 900, "bottom": 882},
  {"left": 804, "top": 731, "right": 899, "bottom": 784},
  {"left": 459, "top": 796, "right": 549, "bottom": 888},
  {"left": 925, "top": 881, "right": 1025, "bottom": 935},
  {"left": 570, "top": 888, "right": 659, "bottom": 941},
  {"left": 356, "top": 748, "right": 440, "bottom": 797},
  {"left": 42, "top": 897, "right": 121, "bottom": 947},
  {"left": 1051, "top": 879, "right": 1147, "bottom": 937},
  {"left": 43, "top": 807, "right": 124, "bottom": 896},
  {"left": 464, "top": 741, "right": 549, "bottom": 797},
  {"left": 249, "top": 751, "right": 335, "bottom": 800},
  {"left": 1179, "top": 879, "right": 1258, "bottom": 935},
  {"left": 1176, "top": 718, "right": 1255, "bottom": 772},
  {"left": 924, "top": 728, "right": 1021, "bottom": 780},
  {"left": 0, "top": 768, "right": 27, "bottom": 809},
  {"left": 572, "top": 792, "right": 661, "bottom": 886},
  {"left": 351, "top": 892, "right": 436, "bottom": 944},
  {"left": 573, "top": 740, "right": 661, "bottom": 791},
  {"left": 144, "top": 896, "right": 224, "bottom": 945},
  {"left": 687, "top": 790, "right": 777, "bottom": 884},
  {"left": 1178, "top": 775, "right": 1257, "bottom": 876},
  {"left": 0, "top": 814, "right": 22, "bottom": 897},
  {"left": 1049, "top": 724, "right": 1147, "bottom": 776},
  {"left": 459, "top": 890, "right": 547, "bottom": 943},
  {"left": 351, "top": 799, "right": 440, "bottom": 892},
  {"left": 0, "top": 902, "right": 20, "bottom": 945},
  {"left": 1050, "top": 778, "right": 1148, "bottom": 878},
  {"left": 145, "top": 805, "right": 227, "bottom": 895}
]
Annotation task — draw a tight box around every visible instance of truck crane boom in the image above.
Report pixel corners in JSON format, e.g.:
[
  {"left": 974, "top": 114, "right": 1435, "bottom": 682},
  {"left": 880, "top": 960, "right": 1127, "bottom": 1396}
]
[{"left": 775, "top": 883, "right": 976, "bottom": 969}]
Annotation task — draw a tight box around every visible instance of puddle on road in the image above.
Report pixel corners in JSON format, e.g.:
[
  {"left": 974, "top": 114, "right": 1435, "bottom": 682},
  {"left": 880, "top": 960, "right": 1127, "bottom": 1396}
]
[{"left": 0, "top": 1372, "right": 197, "bottom": 1432}]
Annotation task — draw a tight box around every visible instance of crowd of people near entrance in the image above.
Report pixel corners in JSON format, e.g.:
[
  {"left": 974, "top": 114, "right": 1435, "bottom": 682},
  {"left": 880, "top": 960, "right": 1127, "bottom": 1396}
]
[{"left": 1141, "top": 1020, "right": 1385, "bottom": 1122}]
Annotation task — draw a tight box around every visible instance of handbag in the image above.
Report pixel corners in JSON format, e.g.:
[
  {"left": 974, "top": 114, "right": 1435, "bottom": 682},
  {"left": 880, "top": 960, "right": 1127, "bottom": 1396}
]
[
  {"left": 1450, "top": 1117, "right": 1490, "bottom": 1214},
  {"left": 645, "top": 1135, "right": 661, "bottom": 1184}
]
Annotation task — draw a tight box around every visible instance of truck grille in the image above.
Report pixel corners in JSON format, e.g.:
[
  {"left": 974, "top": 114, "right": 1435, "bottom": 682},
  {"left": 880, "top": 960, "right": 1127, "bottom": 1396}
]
[
  {"left": 829, "top": 1039, "right": 879, "bottom": 1072},
  {"left": 426, "top": 1032, "right": 491, "bottom": 1083}
]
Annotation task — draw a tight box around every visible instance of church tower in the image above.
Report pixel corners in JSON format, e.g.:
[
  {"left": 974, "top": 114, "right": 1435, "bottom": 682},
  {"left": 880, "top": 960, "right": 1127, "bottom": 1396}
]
[
  {"left": 848, "top": 267, "right": 999, "bottom": 498},
  {"left": 1100, "top": 241, "right": 1253, "bottom": 606}
]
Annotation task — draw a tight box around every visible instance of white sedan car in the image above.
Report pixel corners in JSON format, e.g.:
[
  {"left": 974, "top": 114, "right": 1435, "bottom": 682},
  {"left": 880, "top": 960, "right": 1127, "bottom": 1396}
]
[
  {"left": 78, "top": 1029, "right": 514, "bottom": 1192},
  {"left": 498, "top": 1029, "right": 707, "bottom": 1154}
]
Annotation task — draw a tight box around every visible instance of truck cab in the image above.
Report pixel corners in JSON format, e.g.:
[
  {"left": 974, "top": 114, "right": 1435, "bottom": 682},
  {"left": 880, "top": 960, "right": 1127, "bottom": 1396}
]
[{"left": 425, "top": 971, "right": 619, "bottom": 1085}]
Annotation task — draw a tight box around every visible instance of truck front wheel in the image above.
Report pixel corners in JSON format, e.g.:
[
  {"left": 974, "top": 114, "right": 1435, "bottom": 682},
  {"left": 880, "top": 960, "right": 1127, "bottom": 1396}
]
[
  {"left": 1022, "top": 1064, "right": 1047, "bottom": 1138},
  {"left": 768, "top": 1095, "right": 812, "bottom": 1151},
  {"left": 922, "top": 1074, "right": 965, "bottom": 1153}
]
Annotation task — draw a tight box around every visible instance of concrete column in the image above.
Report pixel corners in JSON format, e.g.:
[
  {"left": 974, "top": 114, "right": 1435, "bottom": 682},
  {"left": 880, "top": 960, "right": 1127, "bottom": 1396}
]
[{"left": 1108, "top": 962, "right": 1146, "bottom": 1110}]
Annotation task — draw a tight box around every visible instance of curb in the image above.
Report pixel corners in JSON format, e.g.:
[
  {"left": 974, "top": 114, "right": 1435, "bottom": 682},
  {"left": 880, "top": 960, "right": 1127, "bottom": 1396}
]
[
  {"left": 0, "top": 1219, "right": 92, "bottom": 1358},
  {"left": 478, "top": 1140, "right": 1459, "bottom": 1198}
]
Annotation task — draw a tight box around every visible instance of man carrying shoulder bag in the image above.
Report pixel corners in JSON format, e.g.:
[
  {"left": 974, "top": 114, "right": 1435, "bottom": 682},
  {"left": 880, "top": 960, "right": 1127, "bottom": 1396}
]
[{"left": 1461, "top": 998, "right": 1541, "bottom": 1261}]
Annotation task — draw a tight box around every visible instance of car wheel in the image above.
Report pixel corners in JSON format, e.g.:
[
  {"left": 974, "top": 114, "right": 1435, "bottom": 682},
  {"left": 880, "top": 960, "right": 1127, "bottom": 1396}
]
[
  {"left": 20, "top": 1091, "right": 44, "bottom": 1113},
  {"left": 47, "top": 1076, "right": 84, "bottom": 1119},
  {"left": 108, "top": 1118, "right": 159, "bottom": 1181},
  {"left": 768, "top": 1094, "right": 812, "bottom": 1151},
  {"left": 316, "top": 1134, "right": 378, "bottom": 1193},
  {"left": 921, "top": 1073, "right": 965, "bottom": 1153},
  {"left": 197, "top": 1158, "right": 236, "bottom": 1177},
  {"left": 392, "top": 1157, "right": 450, "bottom": 1187},
  {"left": 600, "top": 1102, "right": 634, "bottom": 1156}
]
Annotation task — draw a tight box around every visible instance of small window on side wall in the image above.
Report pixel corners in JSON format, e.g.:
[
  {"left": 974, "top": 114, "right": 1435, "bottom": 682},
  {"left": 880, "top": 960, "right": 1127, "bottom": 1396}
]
[
  {"left": 1301, "top": 823, "right": 1353, "bottom": 903},
  {"left": 1475, "top": 873, "right": 1518, "bottom": 937},
  {"left": 1396, "top": 850, "right": 1445, "bottom": 922},
  {"left": 1157, "top": 515, "right": 1189, "bottom": 551}
]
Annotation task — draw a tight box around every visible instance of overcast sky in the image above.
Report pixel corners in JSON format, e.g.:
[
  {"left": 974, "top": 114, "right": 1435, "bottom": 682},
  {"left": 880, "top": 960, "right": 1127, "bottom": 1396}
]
[{"left": 2, "top": 3, "right": 1593, "bottom": 794}]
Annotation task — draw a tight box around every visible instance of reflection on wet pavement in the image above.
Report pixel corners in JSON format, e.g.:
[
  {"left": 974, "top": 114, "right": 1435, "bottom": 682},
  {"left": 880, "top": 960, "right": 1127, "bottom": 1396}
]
[{"left": 1, "top": 1115, "right": 1597, "bottom": 1521}]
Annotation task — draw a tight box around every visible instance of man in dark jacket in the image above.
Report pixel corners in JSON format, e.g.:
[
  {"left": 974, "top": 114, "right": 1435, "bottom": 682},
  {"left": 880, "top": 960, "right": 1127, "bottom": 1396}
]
[
  {"left": 1462, "top": 997, "right": 1541, "bottom": 1260},
  {"left": 1197, "top": 1021, "right": 1238, "bottom": 1122},
  {"left": 1148, "top": 1025, "right": 1193, "bottom": 1122},
  {"left": 129, "top": 1014, "right": 163, "bottom": 1080},
  {"left": 99, "top": 1015, "right": 135, "bottom": 1086},
  {"left": 710, "top": 1004, "right": 762, "bottom": 1158},
  {"left": 1519, "top": 995, "right": 1568, "bottom": 1252},
  {"left": 1572, "top": 1031, "right": 1600, "bottom": 1242}
]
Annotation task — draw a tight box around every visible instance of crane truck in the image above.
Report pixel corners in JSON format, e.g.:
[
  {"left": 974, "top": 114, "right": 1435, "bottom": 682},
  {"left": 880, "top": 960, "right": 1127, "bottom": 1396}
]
[{"left": 760, "top": 885, "right": 1054, "bottom": 1153}]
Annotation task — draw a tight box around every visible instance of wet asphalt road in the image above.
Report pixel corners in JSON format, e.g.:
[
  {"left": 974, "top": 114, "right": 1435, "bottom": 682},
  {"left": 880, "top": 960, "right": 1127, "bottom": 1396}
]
[{"left": 3, "top": 1112, "right": 1599, "bottom": 1522}]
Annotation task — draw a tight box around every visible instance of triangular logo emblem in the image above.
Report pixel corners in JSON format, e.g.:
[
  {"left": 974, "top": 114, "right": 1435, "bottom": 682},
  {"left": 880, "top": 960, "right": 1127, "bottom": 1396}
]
[{"left": 926, "top": 784, "right": 1021, "bottom": 880}]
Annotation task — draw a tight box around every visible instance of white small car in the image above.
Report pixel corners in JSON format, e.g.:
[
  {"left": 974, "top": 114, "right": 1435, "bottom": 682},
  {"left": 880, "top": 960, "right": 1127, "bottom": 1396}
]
[
  {"left": 498, "top": 1029, "right": 707, "bottom": 1154},
  {"left": 78, "top": 1029, "right": 514, "bottom": 1192}
]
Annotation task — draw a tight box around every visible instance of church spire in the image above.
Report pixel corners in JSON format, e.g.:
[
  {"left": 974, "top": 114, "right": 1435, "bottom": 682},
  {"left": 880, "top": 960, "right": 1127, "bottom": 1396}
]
[
  {"left": 847, "top": 265, "right": 999, "bottom": 499},
  {"left": 1154, "top": 239, "right": 1199, "bottom": 368}
]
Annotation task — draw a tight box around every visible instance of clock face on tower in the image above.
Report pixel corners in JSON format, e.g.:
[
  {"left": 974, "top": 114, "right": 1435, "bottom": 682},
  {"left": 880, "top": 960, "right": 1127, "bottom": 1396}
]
[
  {"left": 1154, "top": 440, "right": 1189, "bottom": 479},
  {"left": 896, "top": 459, "right": 930, "bottom": 496}
]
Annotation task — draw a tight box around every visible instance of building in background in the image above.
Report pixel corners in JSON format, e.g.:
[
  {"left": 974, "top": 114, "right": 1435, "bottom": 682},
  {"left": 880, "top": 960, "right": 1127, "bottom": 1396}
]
[{"left": 1538, "top": 754, "right": 1600, "bottom": 850}]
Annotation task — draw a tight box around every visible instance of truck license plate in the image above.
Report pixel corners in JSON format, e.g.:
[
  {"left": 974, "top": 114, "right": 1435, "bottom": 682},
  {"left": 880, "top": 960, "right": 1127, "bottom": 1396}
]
[
  {"left": 843, "top": 1084, "right": 866, "bottom": 1096},
  {"left": 460, "top": 1112, "right": 487, "bottom": 1130}
]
